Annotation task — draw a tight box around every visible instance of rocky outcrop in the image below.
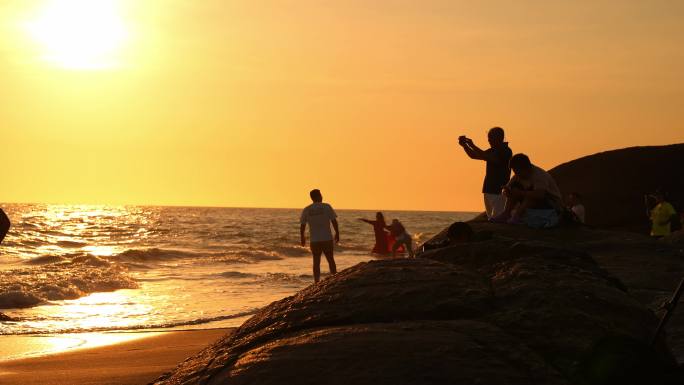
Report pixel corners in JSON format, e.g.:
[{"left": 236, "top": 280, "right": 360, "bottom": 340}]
[
  {"left": 0, "top": 312, "right": 12, "bottom": 322},
  {"left": 434, "top": 221, "right": 684, "bottom": 363},
  {"left": 548, "top": 143, "right": 684, "bottom": 232},
  {"left": 153, "top": 223, "right": 682, "bottom": 385},
  {"left": 202, "top": 321, "right": 569, "bottom": 385}
]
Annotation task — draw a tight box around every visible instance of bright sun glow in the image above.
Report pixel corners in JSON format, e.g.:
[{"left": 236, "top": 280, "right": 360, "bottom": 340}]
[{"left": 25, "top": 0, "right": 129, "bottom": 70}]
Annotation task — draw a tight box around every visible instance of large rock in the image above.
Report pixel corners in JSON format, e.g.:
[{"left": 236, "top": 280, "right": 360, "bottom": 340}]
[
  {"left": 211, "top": 321, "right": 568, "bottom": 385},
  {"left": 434, "top": 221, "right": 684, "bottom": 363},
  {"left": 548, "top": 143, "right": 684, "bottom": 232},
  {"left": 152, "top": 226, "right": 681, "bottom": 385}
]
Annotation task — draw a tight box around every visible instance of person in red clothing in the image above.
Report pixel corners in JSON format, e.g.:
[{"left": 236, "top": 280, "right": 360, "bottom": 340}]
[{"left": 359, "top": 212, "right": 390, "bottom": 255}]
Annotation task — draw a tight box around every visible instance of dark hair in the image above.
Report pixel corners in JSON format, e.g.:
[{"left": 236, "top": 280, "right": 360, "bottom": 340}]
[
  {"left": 488, "top": 127, "right": 505, "bottom": 141},
  {"left": 509, "top": 153, "right": 532, "bottom": 170},
  {"left": 447, "top": 222, "right": 474, "bottom": 242},
  {"left": 310, "top": 189, "right": 322, "bottom": 201},
  {"left": 376, "top": 212, "right": 385, "bottom": 222}
]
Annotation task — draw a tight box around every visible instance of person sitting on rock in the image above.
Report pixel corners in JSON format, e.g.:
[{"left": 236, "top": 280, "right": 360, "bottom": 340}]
[
  {"left": 387, "top": 219, "right": 414, "bottom": 258},
  {"left": 646, "top": 189, "right": 677, "bottom": 238},
  {"left": 567, "top": 192, "right": 586, "bottom": 224},
  {"left": 419, "top": 222, "right": 493, "bottom": 252},
  {"left": 492, "top": 153, "right": 563, "bottom": 228}
]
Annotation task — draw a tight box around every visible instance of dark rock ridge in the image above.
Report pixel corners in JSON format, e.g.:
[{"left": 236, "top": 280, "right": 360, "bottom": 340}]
[
  {"left": 548, "top": 143, "right": 684, "bottom": 232},
  {"left": 152, "top": 223, "right": 683, "bottom": 385},
  {"left": 0, "top": 312, "right": 12, "bottom": 322}
]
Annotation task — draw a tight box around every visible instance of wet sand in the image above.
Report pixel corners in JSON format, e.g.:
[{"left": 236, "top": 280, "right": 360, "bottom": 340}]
[{"left": 0, "top": 328, "right": 233, "bottom": 385}]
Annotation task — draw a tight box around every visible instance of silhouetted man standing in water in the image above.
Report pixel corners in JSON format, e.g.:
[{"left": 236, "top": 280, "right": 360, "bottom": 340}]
[
  {"left": 300, "top": 189, "right": 339, "bottom": 283},
  {"left": 459, "top": 127, "right": 512, "bottom": 219}
]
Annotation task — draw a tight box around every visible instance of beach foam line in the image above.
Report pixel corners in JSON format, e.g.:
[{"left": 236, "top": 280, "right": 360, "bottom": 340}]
[{"left": 0, "top": 310, "right": 258, "bottom": 336}]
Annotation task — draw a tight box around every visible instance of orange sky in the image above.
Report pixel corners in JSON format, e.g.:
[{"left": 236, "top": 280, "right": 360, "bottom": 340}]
[{"left": 1, "top": 0, "right": 683, "bottom": 211}]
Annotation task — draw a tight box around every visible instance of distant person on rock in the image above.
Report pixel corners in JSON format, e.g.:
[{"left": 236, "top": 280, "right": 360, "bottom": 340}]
[
  {"left": 300, "top": 189, "right": 339, "bottom": 282},
  {"left": 567, "top": 192, "right": 586, "bottom": 224},
  {"left": 420, "top": 221, "right": 477, "bottom": 252},
  {"left": 446, "top": 221, "right": 475, "bottom": 243},
  {"left": 358, "top": 212, "right": 391, "bottom": 255},
  {"left": 388, "top": 219, "right": 414, "bottom": 258},
  {"left": 458, "top": 127, "right": 513, "bottom": 219},
  {"left": 646, "top": 190, "right": 677, "bottom": 238},
  {"left": 493, "top": 153, "right": 563, "bottom": 228}
]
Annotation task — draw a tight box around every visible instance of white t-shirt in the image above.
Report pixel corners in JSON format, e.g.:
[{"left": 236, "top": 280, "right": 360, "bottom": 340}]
[
  {"left": 571, "top": 204, "right": 586, "bottom": 223},
  {"left": 300, "top": 202, "right": 337, "bottom": 242}
]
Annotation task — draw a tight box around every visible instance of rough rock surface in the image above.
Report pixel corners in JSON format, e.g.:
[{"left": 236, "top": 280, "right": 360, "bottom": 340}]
[
  {"left": 438, "top": 221, "right": 684, "bottom": 362},
  {"left": 548, "top": 143, "right": 684, "bottom": 231},
  {"left": 153, "top": 223, "right": 682, "bottom": 385}
]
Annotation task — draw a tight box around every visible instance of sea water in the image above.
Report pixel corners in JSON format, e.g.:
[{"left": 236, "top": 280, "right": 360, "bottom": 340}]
[{"left": 0, "top": 204, "right": 475, "bottom": 357}]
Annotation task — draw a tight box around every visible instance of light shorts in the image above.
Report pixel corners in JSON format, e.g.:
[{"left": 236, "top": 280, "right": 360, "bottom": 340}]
[{"left": 484, "top": 193, "right": 506, "bottom": 219}]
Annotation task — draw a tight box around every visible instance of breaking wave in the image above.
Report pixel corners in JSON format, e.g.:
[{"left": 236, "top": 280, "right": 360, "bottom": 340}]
[
  {"left": 0, "top": 310, "right": 259, "bottom": 335},
  {"left": 0, "top": 204, "right": 467, "bottom": 339},
  {"left": 108, "top": 247, "right": 289, "bottom": 265},
  {"left": 218, "top": 271, "right": 257, "bottom": 279},
  {"left": 0, "top": 255, "right": 137, "bottom": 309}
]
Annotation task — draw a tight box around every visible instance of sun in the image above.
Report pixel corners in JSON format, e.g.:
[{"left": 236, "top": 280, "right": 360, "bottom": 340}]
[{"left": 25, "top": 0, "right": 129, "bottom": 70}]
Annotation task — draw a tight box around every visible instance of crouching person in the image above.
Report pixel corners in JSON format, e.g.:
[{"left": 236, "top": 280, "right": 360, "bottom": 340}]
[{"left": 493, "top": 153, "right": 563, "bottom": 228}]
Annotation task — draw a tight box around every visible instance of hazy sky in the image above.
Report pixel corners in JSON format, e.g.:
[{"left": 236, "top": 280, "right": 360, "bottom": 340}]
[{"left": 1, "top": 0, "right": 683, "bottom": 211}]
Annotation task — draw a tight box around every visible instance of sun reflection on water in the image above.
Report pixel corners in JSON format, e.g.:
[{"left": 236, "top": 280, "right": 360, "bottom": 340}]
[
  {"left": 19, "top": 291, "right": 155, "bottom": 334},
  {"left": 1, "top": 204, "right": 468, "bottom": 360},
  {"left": 6, "top": 204, "right": 155, "bottom": 260},
  {"left": 0, "top": 331, "right": 163, "bottom": 361}
]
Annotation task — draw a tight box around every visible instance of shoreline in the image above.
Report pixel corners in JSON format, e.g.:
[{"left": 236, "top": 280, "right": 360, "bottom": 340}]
[{"left": 0, "top": 328, "right": 233, "bottom": 385}]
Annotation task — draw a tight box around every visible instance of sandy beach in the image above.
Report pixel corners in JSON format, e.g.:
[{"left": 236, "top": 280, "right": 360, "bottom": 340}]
[{"left": 0, "top": 328, "right": 233, "bottom": 385}]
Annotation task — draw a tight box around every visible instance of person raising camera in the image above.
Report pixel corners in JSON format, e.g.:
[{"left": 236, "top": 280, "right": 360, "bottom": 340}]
[{"left": 458, "top": 127, "right": 513, "bottom": 219}]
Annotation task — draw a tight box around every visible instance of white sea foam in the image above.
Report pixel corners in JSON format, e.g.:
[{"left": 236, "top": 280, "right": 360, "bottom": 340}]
[
  {"left": 0, "top": 255, "right": 137, "bottom": 309},
  {"left": 1, "top": 310, "right": 259, "bottom": 335}
]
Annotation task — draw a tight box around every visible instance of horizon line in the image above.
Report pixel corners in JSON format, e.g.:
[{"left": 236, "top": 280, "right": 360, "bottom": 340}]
[{"left": 0, "top": 201, "right": 481, "bottom": 214}]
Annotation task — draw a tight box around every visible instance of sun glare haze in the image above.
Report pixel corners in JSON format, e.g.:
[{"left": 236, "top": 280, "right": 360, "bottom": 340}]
[
  {"left": 24, "top": 0, "right": 129, "bottom": 70},
  {"left": 1, "top": 1, "right": 682, "bottom": 210}
]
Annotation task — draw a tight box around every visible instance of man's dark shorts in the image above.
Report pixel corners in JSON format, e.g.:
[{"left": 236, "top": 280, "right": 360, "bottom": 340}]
[{"left": 311, "top": 240, "right": 334, "bottom": 255}]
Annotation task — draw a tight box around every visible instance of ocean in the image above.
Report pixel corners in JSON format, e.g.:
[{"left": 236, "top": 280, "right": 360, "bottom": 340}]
[{"left": 0, "top": 204, "right": 475, "bottom": 357}]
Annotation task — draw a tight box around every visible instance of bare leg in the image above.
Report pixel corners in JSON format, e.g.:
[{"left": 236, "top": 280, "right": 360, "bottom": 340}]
[
  {"left": 392, "top": 241, "right": 401, "bottom": 258},
  {"left": 312, "top": 248, "right": 322, "bottom": 283},
  {"left": 322, "top": 242, "right": 337, "bottom": 276},
  {"left": 405, "top": 240, "right": 415, "bottom": 258}
]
